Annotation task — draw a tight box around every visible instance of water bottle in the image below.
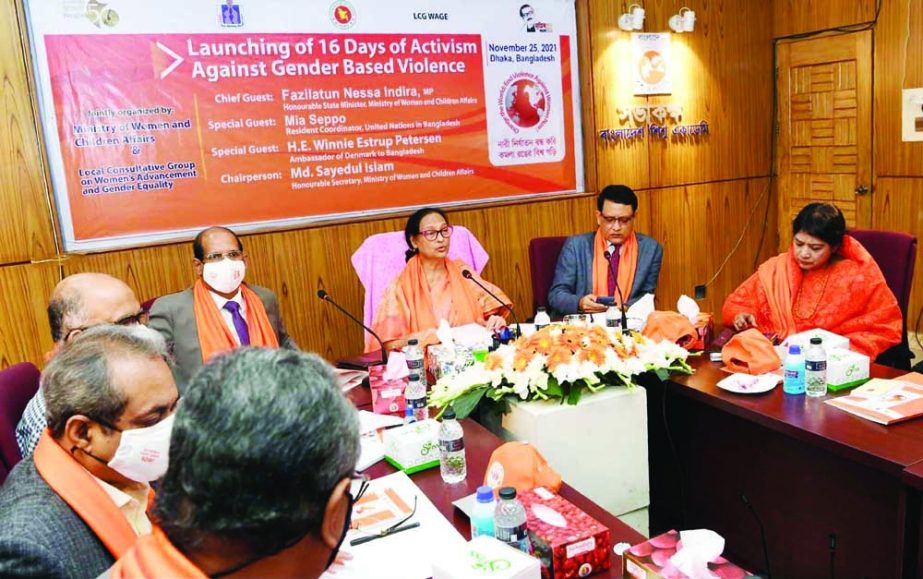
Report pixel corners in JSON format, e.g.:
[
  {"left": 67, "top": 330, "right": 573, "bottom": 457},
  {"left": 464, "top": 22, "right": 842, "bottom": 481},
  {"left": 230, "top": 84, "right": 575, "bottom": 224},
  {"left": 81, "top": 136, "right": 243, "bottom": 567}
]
[
  {"left": 494, "top": 487, "right": 532, "bottom": 554},
  {"left": 403, "top": 404, "right": 416, "bottom": 424},
  {"left": 404, "top": 338, "right": 425, "bottom": 383},
  {"left": 438, "top": 406, "right": 466, "bottom": 484},
  {"left": 404, "top": 373, "right": 429, "bottom": 422},
  {"left": 782, "top": 344, "right": 806, "bottom": 395},
  {"left": 470, "top": 485, "right": 496, "bottom": 539},
  {"left": 805, "top": 337, "right": 827, "bottom": 398},
  {"left": 534, "top": 307, "right": 551, "bottom": 331},
  {"left": 606, "top": 305, "right": 619, "bottom": 329}
]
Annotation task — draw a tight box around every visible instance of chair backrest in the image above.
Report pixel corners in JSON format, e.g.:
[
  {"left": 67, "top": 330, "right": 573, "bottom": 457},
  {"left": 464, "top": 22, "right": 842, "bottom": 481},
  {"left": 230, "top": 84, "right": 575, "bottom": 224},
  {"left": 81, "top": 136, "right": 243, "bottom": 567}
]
[
  {"left": 849, "top": 229, "right": 918, "bottom": 368},
  {"left": 351, "top": 226, "right": 490, "bottom": 335},
  {"left": 0, "top": 362, "right": 41, "bottom": 485},
  {"left": 528, "top": 236, "right": 568, "bottom": 314}
]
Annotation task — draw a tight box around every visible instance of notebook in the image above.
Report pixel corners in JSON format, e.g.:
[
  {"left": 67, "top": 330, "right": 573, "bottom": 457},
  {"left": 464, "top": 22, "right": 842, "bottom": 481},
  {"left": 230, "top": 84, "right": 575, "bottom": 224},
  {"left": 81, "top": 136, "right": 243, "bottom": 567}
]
[{"left": 825, "top": 373, "right": 923, "bottom": 425}]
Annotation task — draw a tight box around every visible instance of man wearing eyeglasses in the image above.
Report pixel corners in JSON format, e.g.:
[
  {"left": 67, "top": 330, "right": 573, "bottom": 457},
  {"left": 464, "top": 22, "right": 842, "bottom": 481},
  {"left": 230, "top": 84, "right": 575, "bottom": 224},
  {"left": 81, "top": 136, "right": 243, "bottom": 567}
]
[
  {"left": 548, "top": 184, "right": 663, "bottom": 316},
  {"left": 149, "top": 226, "right": 296, "bottom": 390},
  {"left": 16, "top": 273, "right": 149, "bottom": 458},
  {"left": 104, "top": 348, "right": 359, "bottom": 579}
]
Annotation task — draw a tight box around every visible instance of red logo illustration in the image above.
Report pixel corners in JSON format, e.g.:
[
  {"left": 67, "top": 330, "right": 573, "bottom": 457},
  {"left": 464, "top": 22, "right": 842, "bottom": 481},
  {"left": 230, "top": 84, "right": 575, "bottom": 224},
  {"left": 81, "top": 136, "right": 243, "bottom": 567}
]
[
  {"left": 330, "top": 2, "right": 355, "bottom": 28},
  {"left": 499, "top": 74, "right": 551, "bottom": 131}
]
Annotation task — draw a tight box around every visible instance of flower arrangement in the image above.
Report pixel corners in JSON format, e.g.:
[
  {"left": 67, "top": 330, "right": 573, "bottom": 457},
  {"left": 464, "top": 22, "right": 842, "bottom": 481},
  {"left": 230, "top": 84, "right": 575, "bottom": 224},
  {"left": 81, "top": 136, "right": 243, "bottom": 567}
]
[{"left": 429, "top": 323, "right": 693, "bottom": 419}]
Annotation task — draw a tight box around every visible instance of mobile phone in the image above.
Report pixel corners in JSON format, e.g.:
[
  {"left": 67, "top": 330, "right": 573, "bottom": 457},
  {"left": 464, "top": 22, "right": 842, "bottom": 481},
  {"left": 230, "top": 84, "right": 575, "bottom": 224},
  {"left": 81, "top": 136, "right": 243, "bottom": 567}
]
[{"left": 597, "top": 296, "right": 615, "bottom": 306}]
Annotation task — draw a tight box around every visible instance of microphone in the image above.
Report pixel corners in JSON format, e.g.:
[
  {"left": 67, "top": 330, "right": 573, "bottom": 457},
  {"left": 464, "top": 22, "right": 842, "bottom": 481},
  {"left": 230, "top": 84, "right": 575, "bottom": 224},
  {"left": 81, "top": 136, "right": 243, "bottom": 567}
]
[
  {"left": 603, "top": 249, "right": 629, "bottom": 332},
  {"left": 317, "top": 289, "right": 387, "bottom": 365},
  {"left": 461, "top": 269, "right": 521, "bottom": 337}
]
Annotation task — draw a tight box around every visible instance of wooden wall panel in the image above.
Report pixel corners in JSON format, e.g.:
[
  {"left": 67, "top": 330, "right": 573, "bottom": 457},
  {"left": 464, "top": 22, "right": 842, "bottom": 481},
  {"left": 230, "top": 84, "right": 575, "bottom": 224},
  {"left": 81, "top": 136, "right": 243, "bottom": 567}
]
[
  {"left": 646, "top": 0, "right": 774, "bottom": 186},
  {"left": 0, "top": 0, "right": 55, "bottom": 262},
  {"left": 589, "top": 0, "right": 651, "bottom": 189},
  {"left": 649, "top": 177, "right": 778, "bottom": 316},
  {"left": 773, "top": 0, "right": 876, "bottom": 37},
  {"left": 875, "top": 0, "right": 923, "bottom": 177},
  {"left": 0, "top": 262, "right": 58, "bottom": 367},
  {"left": 873, "top": 178, "right": 923, "bottom": 336}
]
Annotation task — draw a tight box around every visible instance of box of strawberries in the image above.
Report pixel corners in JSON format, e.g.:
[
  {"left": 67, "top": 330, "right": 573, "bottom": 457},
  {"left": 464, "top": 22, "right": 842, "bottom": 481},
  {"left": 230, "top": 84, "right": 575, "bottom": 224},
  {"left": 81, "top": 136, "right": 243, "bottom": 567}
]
[{"left": 518, "top": 487, "right": 611, "bottom": 579}]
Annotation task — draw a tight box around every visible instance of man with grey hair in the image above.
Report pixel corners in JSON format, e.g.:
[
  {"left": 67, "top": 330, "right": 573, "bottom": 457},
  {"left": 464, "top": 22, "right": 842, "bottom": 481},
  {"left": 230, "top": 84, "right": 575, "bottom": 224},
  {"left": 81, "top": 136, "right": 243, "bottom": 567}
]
[
  {"left": 0, "top": 325, "right": 179, "bottom": 578},
  {"left": 107, "top": 348, "right": 359, "bottom": 578},
  {"left": 16, "top": 272, "right": 149, "bottom": 458}
]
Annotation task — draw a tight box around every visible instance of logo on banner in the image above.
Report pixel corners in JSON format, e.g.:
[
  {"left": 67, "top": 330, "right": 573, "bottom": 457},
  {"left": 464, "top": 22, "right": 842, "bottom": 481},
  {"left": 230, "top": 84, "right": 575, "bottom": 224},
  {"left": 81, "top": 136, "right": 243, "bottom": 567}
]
[
  {"left": 219, "top": 0, "right": 243, "bottom": 27},
  {"left": 79, "top": 0, "right": 119, "bottom": 28},
  {"left": 499, "top": 73, "right": 551, "bottom": 132},
  {"left": 330, "top": 1, "right": 356, "bottom": 29}
]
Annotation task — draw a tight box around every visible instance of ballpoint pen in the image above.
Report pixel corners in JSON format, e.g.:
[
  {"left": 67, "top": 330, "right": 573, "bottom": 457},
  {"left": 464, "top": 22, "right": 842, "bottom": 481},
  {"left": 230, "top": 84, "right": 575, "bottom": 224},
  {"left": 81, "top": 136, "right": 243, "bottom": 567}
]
[{"left": 349, "top": 521, "right": 421, "bottom": 546}]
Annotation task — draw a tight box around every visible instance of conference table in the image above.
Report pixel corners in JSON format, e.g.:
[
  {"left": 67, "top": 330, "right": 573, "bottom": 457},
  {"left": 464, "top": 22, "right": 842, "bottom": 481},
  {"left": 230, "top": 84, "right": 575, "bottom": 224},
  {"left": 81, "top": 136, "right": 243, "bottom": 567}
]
[
  {"left": 647, "top": 356, "right": 923, "bottom": 578},
  {"left": 346, "top": 384, "right": 645, "bottom": 577}
]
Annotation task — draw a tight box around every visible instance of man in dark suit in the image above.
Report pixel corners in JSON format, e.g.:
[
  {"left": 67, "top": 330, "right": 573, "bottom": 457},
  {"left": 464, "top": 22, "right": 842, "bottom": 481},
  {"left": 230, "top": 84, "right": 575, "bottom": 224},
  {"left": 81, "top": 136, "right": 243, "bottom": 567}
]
[
  {"left": 149, "top": 226, "right": 297, "bottom": 389},
  {"left": 0, "top": 325, "right": 179, "bottom": 578},
  {"left": 548, "top": 185, "right": 663, "bottom": 316}
]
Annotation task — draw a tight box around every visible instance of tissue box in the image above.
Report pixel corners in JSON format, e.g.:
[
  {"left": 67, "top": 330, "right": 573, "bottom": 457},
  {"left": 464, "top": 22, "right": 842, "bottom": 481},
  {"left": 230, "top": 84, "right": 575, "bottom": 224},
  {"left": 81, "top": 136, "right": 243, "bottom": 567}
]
[
  {"left": 432, "top": 536, "right": 541, "bottom": 579},
  {"left": 368, "top": 365, "right": 407, "bottom": 416},
  {"left": 382, "top": 419, "right": 440, "bottom": 474},
  {"left": 827, "top": 347, "right": 870, "bottom": 391},
  {"left": 690, "top": 313, "right": 714, "bottom": 351},
  {"left": 782, "top": 328, "right": 849, "bottom": 353},
  {"left": 518, "top": 487, "right": 611, "bottom": 579},
  {"left": 623, "top": 530, "right": 752, "bottom": 578}
]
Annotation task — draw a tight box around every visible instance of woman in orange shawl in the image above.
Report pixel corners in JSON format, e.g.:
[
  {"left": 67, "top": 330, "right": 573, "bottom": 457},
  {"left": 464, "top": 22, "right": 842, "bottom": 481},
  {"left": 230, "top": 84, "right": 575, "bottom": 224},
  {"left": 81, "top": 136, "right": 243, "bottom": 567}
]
[
  {"left": 722, "top": 203, "right": 902, "bottom": 359},
  {"left": 371, "top": 208, "right": 511, "bottom": 352}
]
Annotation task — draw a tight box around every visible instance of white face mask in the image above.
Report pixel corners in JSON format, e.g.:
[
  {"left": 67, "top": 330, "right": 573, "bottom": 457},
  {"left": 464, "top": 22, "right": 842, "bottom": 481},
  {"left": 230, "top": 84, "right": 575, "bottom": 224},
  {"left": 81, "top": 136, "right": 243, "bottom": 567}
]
[
  {"left": 203, "top": 258, "right": 246, "bottom": 294},
  {"left": 106, "top": 413, "right": 175, "bottom": 483}
]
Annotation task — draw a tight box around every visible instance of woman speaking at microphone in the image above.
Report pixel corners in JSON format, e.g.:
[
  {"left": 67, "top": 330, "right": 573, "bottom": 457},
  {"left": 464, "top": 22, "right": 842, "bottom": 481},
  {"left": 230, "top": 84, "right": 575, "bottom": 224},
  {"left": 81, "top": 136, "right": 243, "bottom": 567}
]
[{"left": 372, "top": 207, "right": 511, "bottom": 352}]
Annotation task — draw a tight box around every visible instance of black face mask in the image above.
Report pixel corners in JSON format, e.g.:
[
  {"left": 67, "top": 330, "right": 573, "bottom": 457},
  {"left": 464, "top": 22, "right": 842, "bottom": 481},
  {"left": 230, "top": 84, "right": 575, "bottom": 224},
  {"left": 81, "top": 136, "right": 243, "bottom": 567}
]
[{"left": 325, "top": 492, "right": 354, "bottom": 570}]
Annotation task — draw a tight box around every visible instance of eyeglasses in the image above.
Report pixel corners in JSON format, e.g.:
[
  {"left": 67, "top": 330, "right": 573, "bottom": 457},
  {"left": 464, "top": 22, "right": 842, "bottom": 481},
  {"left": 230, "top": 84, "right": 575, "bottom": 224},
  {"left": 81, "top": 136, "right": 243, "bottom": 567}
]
[
  {"left": 419, "top": 226, "right": 454, "bottom": 242},
  {"left": 600, "top": 214, "right": 635, "bottom": 228},
  {"left": 350, "top": 495, "right": 419, "bottom": 546},
  {"left": 63, "top": 309, "right": 149, "bottom": 342},
  {"left": 202, "top": 249, "right": 244, "bottom": 263},
  {"left": 350, "top": 473, "right": 370, "bottom": 503}
]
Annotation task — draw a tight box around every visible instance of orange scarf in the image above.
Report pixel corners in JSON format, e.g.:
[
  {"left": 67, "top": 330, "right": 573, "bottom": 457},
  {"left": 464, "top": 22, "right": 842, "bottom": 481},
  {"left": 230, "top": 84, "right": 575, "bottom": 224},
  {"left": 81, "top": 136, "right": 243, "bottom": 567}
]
[
  {"left": 399, "top": 257, "right": 485, "bottom": 334},
  {"left": 192, "top": 279, "right": 280, "bottom": 362},
  {"left": 109, "top": 527, "right": 207, "bottom": 579},
  {"left": 756, "top": 252, "right": 800, "bottom": 340},
  {"left": 33, "top": 430, "right": 142, "bottom": 558},
  {"left": 591, "top": 229, "right": 638, "bottom": 305}
]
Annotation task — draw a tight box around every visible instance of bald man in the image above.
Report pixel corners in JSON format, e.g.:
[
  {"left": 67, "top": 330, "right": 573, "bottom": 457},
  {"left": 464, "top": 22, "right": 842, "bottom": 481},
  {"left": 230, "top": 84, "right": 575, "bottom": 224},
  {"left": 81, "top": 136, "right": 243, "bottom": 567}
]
[
  {"left": 16, "top": 273, "right": 147, "bottom": 458},
  {"left": 149, "top": 226, "right": 296, "bottom": 389}
]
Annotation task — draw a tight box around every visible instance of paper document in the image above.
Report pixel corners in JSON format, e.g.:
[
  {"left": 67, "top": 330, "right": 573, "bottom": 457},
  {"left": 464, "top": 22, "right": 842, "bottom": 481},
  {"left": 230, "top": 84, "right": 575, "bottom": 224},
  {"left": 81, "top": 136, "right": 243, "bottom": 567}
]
[
  {"left": 335, "top": 368, "right": 368, "bottom": 392},
  {"left": 321, "top": 471, "right": 467, "bottom": 579}
]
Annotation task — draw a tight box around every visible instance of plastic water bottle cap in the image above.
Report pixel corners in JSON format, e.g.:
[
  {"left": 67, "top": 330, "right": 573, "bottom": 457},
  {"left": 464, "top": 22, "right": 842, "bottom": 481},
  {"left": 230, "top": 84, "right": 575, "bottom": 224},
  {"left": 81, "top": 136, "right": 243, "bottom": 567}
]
[
  {"left": 443, "top": 406, "right": 456, "bottom": 420},
  {"left": 788, "top": 344, "right": 802, "bottom": 355},
  {"left": 408, "top": 338, "right": 419, "bottom": 346},
  {"left": 476, "top": 485, "right": 494, "bottom": 502},
  {"left": 499, "top": 486, "right": 517, "bottom": 500},
  {"left": 810, "top": 337, "right": 822, "bottom": 345}
]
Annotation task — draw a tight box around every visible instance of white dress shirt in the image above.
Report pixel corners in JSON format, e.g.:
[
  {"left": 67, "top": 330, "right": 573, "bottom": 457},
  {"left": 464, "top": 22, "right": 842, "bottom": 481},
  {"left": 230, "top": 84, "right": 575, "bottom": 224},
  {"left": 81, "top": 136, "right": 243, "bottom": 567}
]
[
  {"left": 90, "top": 475, "right": 152, "bottom": 536},
  {"left": 209, "top": 289, "right": 246, "bottom": 345}
]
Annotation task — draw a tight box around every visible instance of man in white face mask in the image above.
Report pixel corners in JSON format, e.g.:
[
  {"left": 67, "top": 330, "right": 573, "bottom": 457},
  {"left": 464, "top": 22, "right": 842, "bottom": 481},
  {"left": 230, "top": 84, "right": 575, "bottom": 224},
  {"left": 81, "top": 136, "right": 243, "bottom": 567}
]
[
  {"left": 0, "top": 324, "right": 179, "bottom": 579},
  {"left": 149, "top": 225, "right": 297, "bottom": 389}
]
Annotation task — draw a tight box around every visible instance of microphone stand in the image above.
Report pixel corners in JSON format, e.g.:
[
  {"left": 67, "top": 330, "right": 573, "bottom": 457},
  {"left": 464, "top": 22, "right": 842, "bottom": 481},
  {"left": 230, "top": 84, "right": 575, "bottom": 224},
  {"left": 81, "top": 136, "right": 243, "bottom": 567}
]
[
  {"left": 603, "top": 250, "right": 629, "bottom": 333},
  {"left": 317, "top": 289, "right": 388, "bottom": 365},
  {"left": 461, "top": 270, "right": 521, "bottom": 338}
]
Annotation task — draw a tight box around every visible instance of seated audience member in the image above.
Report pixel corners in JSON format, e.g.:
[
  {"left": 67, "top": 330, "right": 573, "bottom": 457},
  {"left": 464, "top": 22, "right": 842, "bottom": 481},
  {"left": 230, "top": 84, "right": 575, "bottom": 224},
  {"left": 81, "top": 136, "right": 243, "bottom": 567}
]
[
  {"left": 149, "top": 226, "right": 297, "bottom": 389},
  {"left": 723, "top": 202, "right": 902, "bottom": 358},
  {"left": 0, "top": 325, "right": 178, "bottom": 578},
  {"left": 106, "top": 348, "right": 359, "bottom": 579},
  {"left": 17, "top": 273, "right": 147, "bottom": 458},
  {"left": 371, "top": 207, "right": 511, "bottom": 352},
  {"left": 548, "top": 185, "right": 663, "bottom": 316}
]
